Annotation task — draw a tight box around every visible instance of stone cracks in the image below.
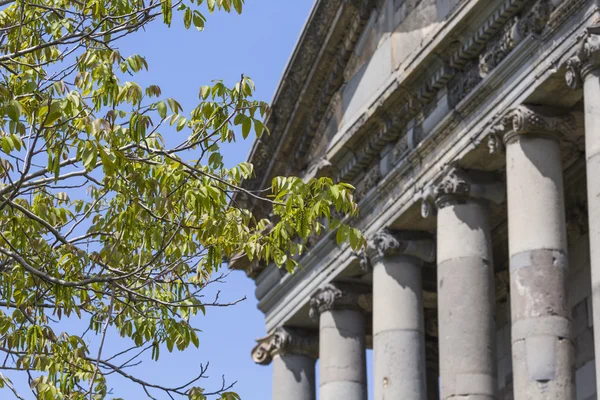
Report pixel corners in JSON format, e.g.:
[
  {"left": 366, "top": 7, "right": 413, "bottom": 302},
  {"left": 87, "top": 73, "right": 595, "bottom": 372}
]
[{"left": 251, "top": 326, "right": 318, "bottom": 366}]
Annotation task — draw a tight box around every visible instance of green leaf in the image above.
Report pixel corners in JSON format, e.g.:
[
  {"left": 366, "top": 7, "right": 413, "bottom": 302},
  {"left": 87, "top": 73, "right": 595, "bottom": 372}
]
[
  {"left": 199, "top": 86, "right": 210, "bottom": 100},
  {"left": 184, "top": 7, "right": 192, "bottom": 29},
  {"left": 193, "top": 11, "right": 206, "bottom": 31},
  {"left": 241, "top": 115, "right": 251, "bottom": 139},
  {"left": 157, "top": 101, "right": 167, "bottom": 118},
  {"left": 5, "top": 100, "right": 21, "bottom": 122},
  {"left": 207, "top": 0, "right": 215, "bottom": 12}
]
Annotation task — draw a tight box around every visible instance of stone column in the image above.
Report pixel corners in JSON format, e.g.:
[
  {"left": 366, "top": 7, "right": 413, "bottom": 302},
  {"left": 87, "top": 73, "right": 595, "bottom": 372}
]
[
  {"left": 365, "top": 229, "right": 435, "bottom": 400},
  {"left": 500, "top": 105, "right": 575, "bottom": 399},
  {"left": 566, "top": 24, "right": 600, "bottom": 392},
  {"left": 309, "top": 284, "right": 368, "bottom": 400},
  {"left": 251, "top": 327, "right": 318, "bottom": 400},
  {"left": 431, "top": 168, "right": 504, "bottom": 400}
]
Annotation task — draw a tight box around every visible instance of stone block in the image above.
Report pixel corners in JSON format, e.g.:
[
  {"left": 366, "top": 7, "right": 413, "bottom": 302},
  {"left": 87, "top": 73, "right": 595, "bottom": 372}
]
[{"left": 341, "top": 37, "right": 392, "bottom": 124}]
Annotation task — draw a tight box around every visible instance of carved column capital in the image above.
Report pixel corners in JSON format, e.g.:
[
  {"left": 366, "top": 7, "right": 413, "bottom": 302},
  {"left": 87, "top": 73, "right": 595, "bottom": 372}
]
[
  {"left": 491, "top": 104, "right": 575, "bottom": 144},
  {"left": 251, "top": 327, "right": 318, "bottom": 365},
  {"left": 421, "top": 168, "right": 505, "bottom": 217},
  {"left": 308, "top": 284, "right": 370, "bottom": 320},
  {"left": 565, "top": 24, "right": 600, "bottom": 89},
  {"left": 365, "top": 229, "right": 435, "bottom": 265}
]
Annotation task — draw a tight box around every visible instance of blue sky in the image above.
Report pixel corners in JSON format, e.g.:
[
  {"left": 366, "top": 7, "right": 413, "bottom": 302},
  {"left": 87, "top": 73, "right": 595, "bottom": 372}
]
[{"left": 4, "top": 1, "right": 376, "bottom": 398}]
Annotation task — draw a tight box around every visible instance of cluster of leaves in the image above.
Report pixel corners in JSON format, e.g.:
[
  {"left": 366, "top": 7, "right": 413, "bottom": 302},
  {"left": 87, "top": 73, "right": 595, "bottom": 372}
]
[{"left": 0, "top": 0, "right": 364, "bottom": 399}]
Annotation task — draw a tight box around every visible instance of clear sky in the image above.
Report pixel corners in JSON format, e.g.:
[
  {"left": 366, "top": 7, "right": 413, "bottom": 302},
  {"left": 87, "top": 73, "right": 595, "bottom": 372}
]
[{"left": 4, "top": 1, "right": 376, "bottom": 399}]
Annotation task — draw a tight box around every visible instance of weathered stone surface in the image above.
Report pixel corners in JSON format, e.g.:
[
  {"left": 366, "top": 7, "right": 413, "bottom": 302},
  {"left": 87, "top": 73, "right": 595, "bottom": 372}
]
[
  {"left": 504, "top": 113, "right": 575, "bottom": 399},
  {"left": 318, "top": 309, "right": 368, "bottom": 400},
  {"left": 369, "top": 237, "right": 429, "bottom": 400},
  {"left": 272, "top": 354, "right": 316, "bottom": 400}
]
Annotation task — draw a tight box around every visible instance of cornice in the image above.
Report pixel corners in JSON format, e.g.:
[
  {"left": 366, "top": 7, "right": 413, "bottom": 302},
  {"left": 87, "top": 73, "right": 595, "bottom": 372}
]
[
  {"left": 240, "top": 0, "right": 590, "bottom": 229},
  {"left": 330, "top": 0, "right": 541, "bottom": 185},
  {"left": 251, "top": 327, "right": 318, "bottom": 365},
  {"left": 238, "top": 0, "right": 375, "bottom": 212}
]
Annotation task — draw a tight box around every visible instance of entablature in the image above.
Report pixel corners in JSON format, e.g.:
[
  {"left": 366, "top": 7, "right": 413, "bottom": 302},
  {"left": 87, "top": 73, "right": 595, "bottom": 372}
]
[{"left": 253, "top": 0, "right": 594, "bottom": 332}]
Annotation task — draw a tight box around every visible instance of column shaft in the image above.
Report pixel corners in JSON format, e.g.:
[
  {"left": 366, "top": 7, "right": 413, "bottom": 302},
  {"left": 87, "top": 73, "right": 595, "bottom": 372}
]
[
  {"left": 583, "top": 68, "right": 600, "bottom": 391},
  {"left": 505, "top": 134, "right": 574, "bottom": 399},
  {"left": 437, "top": 200, "right": 496, "bottom": 400},
  {"left": 372, "top": 255, "right": 427, "bottom": 399},
  {"left": 319, "top": 309, "right": 367, "bottom": 400},
  {"left": 272, "top": 354, "right": 316, "bottom": 400}
]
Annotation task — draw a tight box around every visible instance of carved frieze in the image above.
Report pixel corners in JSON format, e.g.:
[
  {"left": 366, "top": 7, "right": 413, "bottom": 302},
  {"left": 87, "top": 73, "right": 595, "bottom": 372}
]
[
  {"left": 517, "top": 0, "right": 554, "bottom": 38},
  {"left": 392, "top": 134, "right": 410, "bottom": 164},
  {"left": 308, "top": 284, "right": 370, "bottom": 320},
  {"left": 565, "top": 24, "right": 600, "bottom": 89},
  {"left": 479, "top": 0, "right": 555, "bottom": 80},
  {"left": 294, "top": 0, "right": 376, "bottom": 166},
  {"left": 448, "top": 60, "right": 482, "bottom": 108},
  {"left": 479, "top": 18, "right": 520, "bottom": 78},
  {"left": 251, "top": 327, "right": 318, "bottom": 365},
  {"left": 354, "top": 163, "right": 382, "bottom": 202},
  {"left": 545, "top": 0, "right": 587, "bottom": 36}
]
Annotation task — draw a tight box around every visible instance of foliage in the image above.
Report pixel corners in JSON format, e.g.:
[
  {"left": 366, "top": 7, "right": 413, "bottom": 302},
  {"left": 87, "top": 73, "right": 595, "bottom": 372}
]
[{"left": 0, "top": 0, "right": 364, "bottom": 398}]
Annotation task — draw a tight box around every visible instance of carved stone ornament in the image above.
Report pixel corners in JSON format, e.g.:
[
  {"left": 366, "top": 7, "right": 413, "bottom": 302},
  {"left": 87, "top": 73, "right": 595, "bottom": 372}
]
[
  {"left": 308, "top": 284, "right": 369, "bottom": 320},
  {"left": 354, "top": 163, "right": 382, "bottom": 203},
  {"left": 351, "top": 248, "right": 370, "bottom": 274},
  {"left": 492, "top": 104, "right": 576, "bottom": 143},
  {"left": 479, "top": 17, "right": 520, "bottom": 78},
  {"left": 251, "top": 327, "right": 318, "bottom": 366},
  {"left": 487, "top": 131, "right": 505, "bottom": 155},
  {"left": 565, "top": 24, "right": 600, "bottom": 89},
  {"left": 516, "top": 0, "right": 554, "bottom": 38},
  {"left": 422, "top": 168, "right": 505, "bottom": 213},
  {"left": 365, "top": 229, "right": 436, "bottom": 265}
]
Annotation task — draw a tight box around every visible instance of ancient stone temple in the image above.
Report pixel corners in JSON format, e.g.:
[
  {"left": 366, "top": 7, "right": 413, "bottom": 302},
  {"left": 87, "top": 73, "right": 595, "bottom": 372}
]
[{"left": 232, "top": 0, "right": 600, "bottom": 399}]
